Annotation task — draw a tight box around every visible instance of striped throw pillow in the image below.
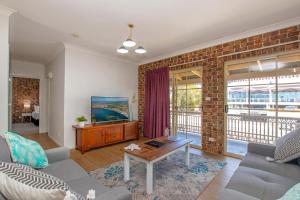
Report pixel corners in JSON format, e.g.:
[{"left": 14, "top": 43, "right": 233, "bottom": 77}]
[{"left": 0, "top": 162, "right": 84, "bottom": 200}]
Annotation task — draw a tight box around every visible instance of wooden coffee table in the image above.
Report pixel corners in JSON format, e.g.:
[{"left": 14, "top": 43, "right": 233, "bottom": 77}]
[{"left": 123, "top": 136, "right": 192, "bottom": 194}]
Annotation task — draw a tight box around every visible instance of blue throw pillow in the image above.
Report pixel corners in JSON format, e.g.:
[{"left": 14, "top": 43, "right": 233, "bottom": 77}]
[
  {"left": 278, "top": 183, "right": 300, "bottom": 200},
  {"left": 1, "top": 132, "right": 48, "bottom": 169}
]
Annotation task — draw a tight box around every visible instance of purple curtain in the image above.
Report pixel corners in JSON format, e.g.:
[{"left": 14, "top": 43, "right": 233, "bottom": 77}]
[{"left": 144, "top": 67, "right": 170, "bottom": 138}]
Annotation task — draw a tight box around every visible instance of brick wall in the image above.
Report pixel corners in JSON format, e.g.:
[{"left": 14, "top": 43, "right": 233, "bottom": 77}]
[
  {"left": 138, "top": 25, "right": 300, "bottom": 154},
  {"left": 12, "top": 77, "right": 40, "bottom": 123}
]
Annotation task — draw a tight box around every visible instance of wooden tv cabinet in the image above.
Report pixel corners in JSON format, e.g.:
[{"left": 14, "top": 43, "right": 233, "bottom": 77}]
[{"left": 72, "top": 121, "right": 139, "bottom": 153}]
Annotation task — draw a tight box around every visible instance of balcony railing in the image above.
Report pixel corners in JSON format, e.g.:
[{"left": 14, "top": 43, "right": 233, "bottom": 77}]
[
  {"left": 227, "top": 114, "right": 300, "bottom": 144},
  {"left": 172, "top": 111, "right": 300, "bottom": 144},
  {"left": 171, "top": 111, "right": 202, "bottom": 135}
]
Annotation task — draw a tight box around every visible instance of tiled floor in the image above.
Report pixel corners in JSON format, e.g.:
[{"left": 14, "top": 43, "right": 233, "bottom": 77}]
[{"left": 177, "top": 132, "right": 248, "bottom": 155}]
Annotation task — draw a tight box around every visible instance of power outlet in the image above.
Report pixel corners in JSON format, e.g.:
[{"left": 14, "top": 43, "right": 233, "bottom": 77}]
[{"left": 208, "top": 137, "right": 216, "bottom": 142}]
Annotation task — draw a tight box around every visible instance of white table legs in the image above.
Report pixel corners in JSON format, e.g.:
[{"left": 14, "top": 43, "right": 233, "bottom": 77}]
[
  {"left": 185, "top": 144, "right": 190, "bottom": 168},
  {"left": 146, "top": 162, "right": 153, "bottom": 194},
  {"left": 124, "top": 153, "right": 130, "bottom": 181}
]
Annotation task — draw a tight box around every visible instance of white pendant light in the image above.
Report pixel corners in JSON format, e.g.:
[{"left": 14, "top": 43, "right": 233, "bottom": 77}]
[
  {"left": 135, "top": 46, "right": 147, "bottom": 54},
  {"left": 123, "top": 39, "right": 136, "bottom": 48},
  {"left": 117, "top": 23, "right": 147, "bottom": 54},
  {"left": 117, "top": 46, "right": 128, "bottom": 54},
  {"left": 123, "top": 24, "right": 136, "bottom": 48}
]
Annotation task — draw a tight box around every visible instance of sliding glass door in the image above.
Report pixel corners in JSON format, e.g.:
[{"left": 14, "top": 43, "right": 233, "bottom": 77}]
[
  {"left": 225, "top": 53, "right": 300, "bottom": 156},
  {"left": 170, "top": 67, "right": 203, "bottom": 147}
]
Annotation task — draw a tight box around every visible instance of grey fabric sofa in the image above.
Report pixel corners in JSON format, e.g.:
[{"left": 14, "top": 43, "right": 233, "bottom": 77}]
[
  {"left": 220, "top": 143, "right": 300, "bottom": 200},
  {"left": 0, "top": 137, "right": 131, "bottom": 200}
]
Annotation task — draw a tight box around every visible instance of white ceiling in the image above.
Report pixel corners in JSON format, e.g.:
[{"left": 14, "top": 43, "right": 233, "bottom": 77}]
[{"left": 1, "top": 0, "right": 300, "bottom": 64}]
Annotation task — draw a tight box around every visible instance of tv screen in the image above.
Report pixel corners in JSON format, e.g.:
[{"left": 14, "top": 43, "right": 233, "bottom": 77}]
[{"left": 91, "top": 96, "right": 129, "bottom": 123}]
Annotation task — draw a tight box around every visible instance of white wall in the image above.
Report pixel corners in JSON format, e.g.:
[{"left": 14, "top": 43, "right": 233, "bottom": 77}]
[
  {"left": 0, "top": 7, "right": 14, "bottom": 133},
  {"left": 63, "top": 45, "right": 138, "bottom": 148},
  {"left": 46, "top": 50, "right": 65, "bottom": 146},
  {"left": 10, "top": 59, "right": 48, "bottom": 133}
]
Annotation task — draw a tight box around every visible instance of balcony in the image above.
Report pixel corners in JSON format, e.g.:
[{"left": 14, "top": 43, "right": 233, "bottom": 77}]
[{"left": 173, "top": 111, "right": 300, "bottom": 155}]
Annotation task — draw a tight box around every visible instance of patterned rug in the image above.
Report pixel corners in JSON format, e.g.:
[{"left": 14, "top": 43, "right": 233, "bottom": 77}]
[{"left": 90, "top": 151, "right": 226, "bottom": 200}]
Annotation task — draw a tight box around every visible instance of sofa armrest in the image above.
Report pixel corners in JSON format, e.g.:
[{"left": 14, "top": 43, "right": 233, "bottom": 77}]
[
  {"left": 45, "top": 147, "right": 70, "bottom": 163},
  {"left": 247, "top": 143, "right": 275, "bottom": 157}
]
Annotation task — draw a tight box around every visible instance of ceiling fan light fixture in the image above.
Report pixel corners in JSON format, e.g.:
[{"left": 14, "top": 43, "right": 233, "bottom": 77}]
[
  {"left": 135, "top": 46, "right": 147, "bottom": 54},
  {"left": 117, "top": 46, "right": 129, "bottom": 54}
]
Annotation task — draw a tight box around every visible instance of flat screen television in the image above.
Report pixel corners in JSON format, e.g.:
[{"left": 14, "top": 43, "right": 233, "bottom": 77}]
[{"left": 91, "top": 96, "right": 129, "bottom": 123}]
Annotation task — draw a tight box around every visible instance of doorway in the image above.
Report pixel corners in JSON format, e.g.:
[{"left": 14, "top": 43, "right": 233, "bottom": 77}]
[
  {"left": 10, "top": 77, "right": 40, "bottom": 135},
  {"left": 170, "top": 67, "right": 203, "bottom": 147}
]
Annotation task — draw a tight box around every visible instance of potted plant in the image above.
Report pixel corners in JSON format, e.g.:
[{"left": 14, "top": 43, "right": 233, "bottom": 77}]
[{"left": 76, "top": 116, "right": 87, "bottom": 128}]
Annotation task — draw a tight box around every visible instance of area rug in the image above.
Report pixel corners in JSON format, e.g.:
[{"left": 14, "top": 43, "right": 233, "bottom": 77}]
[{"left": 90, "top": 151, "right": 226, "bottom": 200}]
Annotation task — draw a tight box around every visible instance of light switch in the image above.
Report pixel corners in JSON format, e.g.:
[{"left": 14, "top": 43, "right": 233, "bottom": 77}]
[{"left": 205, "top": 97, "right": 211, "bottom": 101}]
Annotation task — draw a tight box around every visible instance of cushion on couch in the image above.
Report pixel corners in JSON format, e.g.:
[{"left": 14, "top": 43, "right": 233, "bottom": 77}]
[
  {"left": 240, "top": 153, "right": 300, "bottom": 181},
  {"left": 0, "top": 137, "right": 11, "bottom": 163},
  {"left": 67, "top": 176, "right": 131, "bottom": 200},
  {"left": 221, "top": 189, "right": 260, "bottom": 200},
  {"left": 0, "top": 161, "right": 84, "bottom": 200},
  {"left": 1, "top": 132, "right": 48, "bottom": 169},
  {"left": 226, "top": 166, "right": 298, "bottom": 200},
  {"left": 41, "top": 159, "right": 88, "bottom": 182},
  {"left": 222, "top": 142, "right": 300, "bottom": 200},
  {"left": 274, "top": 128, "right": 300, "bottom": 163}
]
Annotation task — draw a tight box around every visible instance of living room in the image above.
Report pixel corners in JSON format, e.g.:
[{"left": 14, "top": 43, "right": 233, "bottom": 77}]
[{"left": 0, "top": 1, "right": 300, "bottom": 200}]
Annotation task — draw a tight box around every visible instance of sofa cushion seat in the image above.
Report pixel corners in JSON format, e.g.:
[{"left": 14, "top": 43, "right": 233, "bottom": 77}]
[
  {"left": 240, "top": 152, "right": 300, "bottom": 181},
  {"left": 226, "top": 166, "right": 298, "bottom": 200},
  {"left": 221, "top": 189, "right": 260, "bottom": 200},
  {"left": 67, "top": 176, "right": 131, "bottom": 200},
  {"left": 40, "top": 159, "right": 88, "bottom": 182}
]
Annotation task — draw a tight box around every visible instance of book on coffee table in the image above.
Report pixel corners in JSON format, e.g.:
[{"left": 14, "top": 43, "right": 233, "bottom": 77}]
[{"left": 144, "top": 140, "right": 165, "bottom": 147}]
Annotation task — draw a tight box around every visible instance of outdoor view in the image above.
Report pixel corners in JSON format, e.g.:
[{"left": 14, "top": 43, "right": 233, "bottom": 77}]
[
  {"left": 226, "top": 55, "right": 300, "bottom": 155},
  {"left": 175, "top": 84, "right": 202, "bottom": 112},
  {"left": 227, "top": 76, "right": 300, "bottom": 153},
  {"left": 170, "top": 69, "right": 203, "bottom": 146}
]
